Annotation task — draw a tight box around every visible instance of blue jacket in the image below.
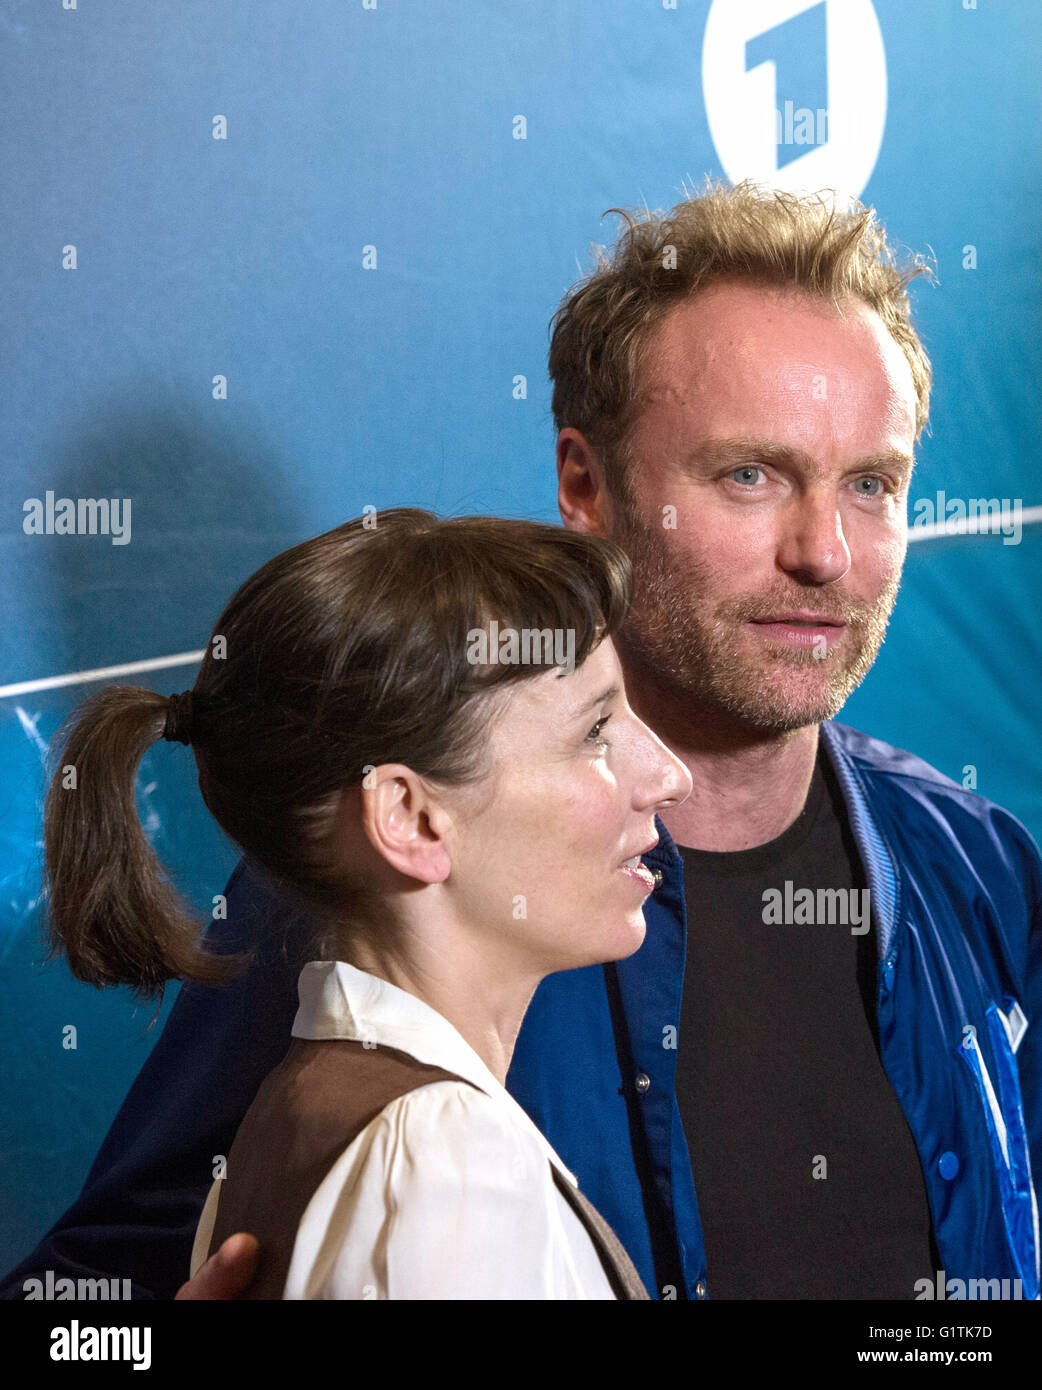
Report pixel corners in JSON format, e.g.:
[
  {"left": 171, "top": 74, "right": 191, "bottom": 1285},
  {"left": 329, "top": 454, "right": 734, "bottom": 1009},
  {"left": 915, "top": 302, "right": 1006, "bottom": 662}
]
[{"left": 3, "top": 720, "right": 1040, "bottom": 1300}]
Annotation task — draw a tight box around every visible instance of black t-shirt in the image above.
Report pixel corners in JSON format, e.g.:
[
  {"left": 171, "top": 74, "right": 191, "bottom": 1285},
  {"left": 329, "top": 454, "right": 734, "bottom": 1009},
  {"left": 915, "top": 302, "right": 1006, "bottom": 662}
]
[{"left": 674, "top": 746, "right": 937, "bottom": 1298}]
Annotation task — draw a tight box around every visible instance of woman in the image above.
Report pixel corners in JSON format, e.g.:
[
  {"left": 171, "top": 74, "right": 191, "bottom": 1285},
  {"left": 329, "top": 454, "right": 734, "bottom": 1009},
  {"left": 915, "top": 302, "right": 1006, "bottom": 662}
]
[{"left": 44, "top": 508, "right": 690, "bottom": 1298}]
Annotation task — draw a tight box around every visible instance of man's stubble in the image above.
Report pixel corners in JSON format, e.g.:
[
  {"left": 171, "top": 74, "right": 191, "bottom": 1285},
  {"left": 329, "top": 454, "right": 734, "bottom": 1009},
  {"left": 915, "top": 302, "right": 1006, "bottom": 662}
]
[{"left": 608, "top": 496, "right": 901, "bottom": 734}]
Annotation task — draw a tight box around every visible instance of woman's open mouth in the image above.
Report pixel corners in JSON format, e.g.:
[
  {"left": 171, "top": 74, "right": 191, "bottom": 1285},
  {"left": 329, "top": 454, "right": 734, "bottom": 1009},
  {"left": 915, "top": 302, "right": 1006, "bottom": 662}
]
[{"left": 619, "top": 857, "right": 656, "bottom": 892}]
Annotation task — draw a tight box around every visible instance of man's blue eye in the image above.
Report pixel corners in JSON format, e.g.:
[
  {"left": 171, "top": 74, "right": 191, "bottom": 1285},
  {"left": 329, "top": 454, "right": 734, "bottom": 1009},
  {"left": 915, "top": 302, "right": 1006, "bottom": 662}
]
[
  {"left": 731, "top": 467, "right": 764, "bottom": 486},
  {"left": 855, "top": 476, "right": 884, "bottom": 496}
]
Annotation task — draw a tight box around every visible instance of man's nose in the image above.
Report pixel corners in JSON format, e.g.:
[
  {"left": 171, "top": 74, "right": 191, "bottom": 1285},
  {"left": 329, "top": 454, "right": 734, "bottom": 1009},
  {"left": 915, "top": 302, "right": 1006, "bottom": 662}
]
[{"left": 775, "top": 491, "right": 851, "bottom": 583}]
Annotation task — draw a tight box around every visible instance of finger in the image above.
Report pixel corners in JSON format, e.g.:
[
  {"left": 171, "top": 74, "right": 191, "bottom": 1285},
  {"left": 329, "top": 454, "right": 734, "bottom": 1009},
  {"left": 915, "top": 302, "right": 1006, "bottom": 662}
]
[{"left": 174, "top": 1232, "right": 260, "bottom": 1300}]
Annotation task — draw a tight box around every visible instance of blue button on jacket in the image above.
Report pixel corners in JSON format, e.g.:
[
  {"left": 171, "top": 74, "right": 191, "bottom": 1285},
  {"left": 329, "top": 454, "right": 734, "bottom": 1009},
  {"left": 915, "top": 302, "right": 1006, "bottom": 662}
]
[{"left": 3, "top": 721, "right": 1040, "bottom": 1301}]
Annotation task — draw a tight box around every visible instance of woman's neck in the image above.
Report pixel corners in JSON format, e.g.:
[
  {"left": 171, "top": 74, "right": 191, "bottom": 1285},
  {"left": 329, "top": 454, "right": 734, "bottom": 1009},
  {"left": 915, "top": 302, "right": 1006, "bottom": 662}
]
[{"left": 345, "top": 929, "right": 542, "bottom": 1088}]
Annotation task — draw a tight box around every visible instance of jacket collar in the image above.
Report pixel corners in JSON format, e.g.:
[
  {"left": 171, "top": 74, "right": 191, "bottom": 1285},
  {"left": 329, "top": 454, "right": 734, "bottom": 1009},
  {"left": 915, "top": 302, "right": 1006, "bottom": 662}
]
[
  {"left": 820, "top": 720, "right": 901, "bottom": 961},
  {"left": 648, "top": 721, "right": 901, "bottom": 963}
]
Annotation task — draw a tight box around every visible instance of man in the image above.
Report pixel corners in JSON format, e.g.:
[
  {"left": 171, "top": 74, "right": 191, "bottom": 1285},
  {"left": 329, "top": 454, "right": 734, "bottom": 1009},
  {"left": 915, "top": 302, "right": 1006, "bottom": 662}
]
[{"left": 5, "top": 182, "right": 1040, "bottom": 1301}]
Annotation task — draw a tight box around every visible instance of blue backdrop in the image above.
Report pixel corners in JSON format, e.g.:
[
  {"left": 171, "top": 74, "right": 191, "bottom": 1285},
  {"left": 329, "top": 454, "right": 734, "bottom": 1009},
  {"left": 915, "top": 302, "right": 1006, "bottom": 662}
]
[{"left": 2, "top": 0, "right": 1040, "bottom": 1275}]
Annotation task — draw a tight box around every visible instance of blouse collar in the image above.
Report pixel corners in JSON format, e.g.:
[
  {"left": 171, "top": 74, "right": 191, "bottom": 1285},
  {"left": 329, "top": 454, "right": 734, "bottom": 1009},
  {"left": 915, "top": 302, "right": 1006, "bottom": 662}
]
[{"left": 292, "top": 959, "right": 579, "bottom": 1186}]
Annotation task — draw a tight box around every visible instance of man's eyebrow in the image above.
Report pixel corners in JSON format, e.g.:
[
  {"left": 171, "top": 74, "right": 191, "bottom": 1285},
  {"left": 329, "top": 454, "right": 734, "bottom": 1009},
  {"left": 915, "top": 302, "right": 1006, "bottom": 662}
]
[
  {"left": 570, "top": 683, "right": 621, "bottom": 717},
  {"left": 856, "top": 450, "right": 917, "bottom": 475},
  {"left": 681, "top": 437, "right": 915, "bottom": 474}
]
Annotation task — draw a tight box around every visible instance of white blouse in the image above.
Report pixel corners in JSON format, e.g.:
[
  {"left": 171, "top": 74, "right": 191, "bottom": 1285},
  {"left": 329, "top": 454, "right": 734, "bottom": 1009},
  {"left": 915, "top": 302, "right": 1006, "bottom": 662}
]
[{"left": 191, "top": 959, "right": 617, "bottom": 1299}]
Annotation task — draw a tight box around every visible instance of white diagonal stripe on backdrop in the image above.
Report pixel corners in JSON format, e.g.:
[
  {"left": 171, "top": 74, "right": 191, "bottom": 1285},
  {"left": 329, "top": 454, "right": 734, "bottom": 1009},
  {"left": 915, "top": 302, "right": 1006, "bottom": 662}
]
[{"left": 0, "top": 651, "right": 206, "bottom": 701}]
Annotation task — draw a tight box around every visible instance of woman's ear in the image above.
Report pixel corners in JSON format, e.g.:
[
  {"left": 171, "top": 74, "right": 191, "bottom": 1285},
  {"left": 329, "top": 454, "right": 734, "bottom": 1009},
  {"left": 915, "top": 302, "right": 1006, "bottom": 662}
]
[{"left": 355, "top": 765, "right": 453, "bottom": 886}]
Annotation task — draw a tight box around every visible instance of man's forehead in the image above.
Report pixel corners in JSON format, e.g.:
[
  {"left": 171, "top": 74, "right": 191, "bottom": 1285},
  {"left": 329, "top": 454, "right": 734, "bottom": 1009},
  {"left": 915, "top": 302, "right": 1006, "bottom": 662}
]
[
  {"left": 643, "top": 280, "right": 891, "bottom": 372},
  {"left": 631, "top": 280, "right": 917, "bottom": 449}
]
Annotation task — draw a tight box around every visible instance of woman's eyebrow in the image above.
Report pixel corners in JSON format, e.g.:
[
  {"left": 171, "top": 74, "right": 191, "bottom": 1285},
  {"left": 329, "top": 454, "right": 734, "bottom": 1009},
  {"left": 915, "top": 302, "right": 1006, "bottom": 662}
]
[{"left": 571, "top": 684, "right": 621, "bottom": 720}]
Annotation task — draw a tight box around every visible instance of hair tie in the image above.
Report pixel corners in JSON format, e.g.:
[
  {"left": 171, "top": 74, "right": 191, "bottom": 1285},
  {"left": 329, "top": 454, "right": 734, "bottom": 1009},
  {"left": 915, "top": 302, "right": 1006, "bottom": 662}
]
[{"left": 163, "top": 691, "right": 194, "bottom": 745}]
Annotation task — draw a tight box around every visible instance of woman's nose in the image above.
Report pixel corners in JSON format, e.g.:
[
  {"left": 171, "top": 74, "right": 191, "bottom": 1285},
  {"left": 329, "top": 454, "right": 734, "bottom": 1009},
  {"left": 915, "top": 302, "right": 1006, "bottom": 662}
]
[
  {"left": 629, "top": 722, "right": 691, "bottom": 809},
  {"left": 656, "top": 749, "right": 693, "bottom": 808}
]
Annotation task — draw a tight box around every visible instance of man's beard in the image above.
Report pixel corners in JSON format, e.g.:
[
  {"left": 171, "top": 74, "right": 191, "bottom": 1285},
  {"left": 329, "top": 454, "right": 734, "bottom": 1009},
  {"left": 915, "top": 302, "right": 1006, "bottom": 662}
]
[{"left": 609, "top": 501, "right": 901, "bottom": 733}]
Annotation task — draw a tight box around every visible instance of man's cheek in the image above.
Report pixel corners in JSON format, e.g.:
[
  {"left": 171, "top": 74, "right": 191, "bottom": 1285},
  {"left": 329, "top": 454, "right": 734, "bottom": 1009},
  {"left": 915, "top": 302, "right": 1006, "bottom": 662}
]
[{"left": 709, "top": 531, "right": 773, "bottom": 578}]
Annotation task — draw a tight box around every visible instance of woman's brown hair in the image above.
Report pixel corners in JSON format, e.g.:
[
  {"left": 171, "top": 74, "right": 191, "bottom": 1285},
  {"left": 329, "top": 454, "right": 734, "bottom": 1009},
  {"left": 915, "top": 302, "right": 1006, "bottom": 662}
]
[{"left": 42, "top": 509, "right": 632, "bottom": 999}]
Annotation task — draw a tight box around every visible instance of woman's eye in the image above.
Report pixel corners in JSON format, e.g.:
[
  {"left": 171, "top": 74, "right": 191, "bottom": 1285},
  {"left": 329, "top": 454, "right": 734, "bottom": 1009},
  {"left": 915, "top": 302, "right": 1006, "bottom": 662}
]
[
  {"left": 853, "top": 476, "right": 884, "bottom": 496},
  {"left": 586, "top": 715, "right": 612, "bottom": 747},
  {"left": 730, "top": 466, "right": 766, "bottom": 487}
]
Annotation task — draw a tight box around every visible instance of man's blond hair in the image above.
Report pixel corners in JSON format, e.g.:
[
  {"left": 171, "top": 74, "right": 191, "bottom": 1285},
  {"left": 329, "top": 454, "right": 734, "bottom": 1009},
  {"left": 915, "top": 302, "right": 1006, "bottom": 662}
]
[{"left": 549, "top": 179, "right": 933, "bottom": 500}]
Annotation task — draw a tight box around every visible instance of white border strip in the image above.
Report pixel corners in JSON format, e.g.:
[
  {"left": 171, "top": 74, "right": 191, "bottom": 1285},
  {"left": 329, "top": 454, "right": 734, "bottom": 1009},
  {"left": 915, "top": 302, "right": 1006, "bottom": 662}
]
[
  {"left": 907, "top": 504, "right": 1042, "bottom": 542},
  {"left": 0, "top": 650, "right": 205, "bottom": 700}
]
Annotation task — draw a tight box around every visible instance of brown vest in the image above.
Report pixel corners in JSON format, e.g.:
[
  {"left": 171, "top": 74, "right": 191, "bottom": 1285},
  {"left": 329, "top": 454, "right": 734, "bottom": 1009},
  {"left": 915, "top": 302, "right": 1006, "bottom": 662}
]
[{"left": 207, "top": 1036, "right": 650, "bottom": 1299}]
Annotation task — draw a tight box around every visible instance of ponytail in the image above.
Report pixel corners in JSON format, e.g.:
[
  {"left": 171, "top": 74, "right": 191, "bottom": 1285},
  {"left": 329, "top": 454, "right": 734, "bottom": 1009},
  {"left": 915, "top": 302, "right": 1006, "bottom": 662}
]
[{"left": 42, "top": 685, "right": 242, "bottom": 998}]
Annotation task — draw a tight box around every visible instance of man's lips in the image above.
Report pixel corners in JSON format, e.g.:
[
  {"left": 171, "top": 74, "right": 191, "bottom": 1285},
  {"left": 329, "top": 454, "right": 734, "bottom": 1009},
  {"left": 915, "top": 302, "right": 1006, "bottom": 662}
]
[
  {"left": 751, "top": 612, "right": 846, "bottom": 625},
  {"left": 747, "top": 614, "right": 847, "bottom": 648}
]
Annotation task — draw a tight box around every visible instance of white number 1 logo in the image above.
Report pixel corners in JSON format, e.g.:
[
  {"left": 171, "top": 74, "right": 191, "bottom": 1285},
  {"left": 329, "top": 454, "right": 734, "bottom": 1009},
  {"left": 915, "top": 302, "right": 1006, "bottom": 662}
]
[{"left": 702, "top": 0, "right": 888, "bottom": 202}]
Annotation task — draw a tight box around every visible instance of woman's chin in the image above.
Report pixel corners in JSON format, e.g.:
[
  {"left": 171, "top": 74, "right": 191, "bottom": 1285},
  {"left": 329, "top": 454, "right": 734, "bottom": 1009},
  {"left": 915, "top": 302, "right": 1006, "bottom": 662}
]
[
  {"left": 588, "top": 913, "right": 649, "bottom": 967},
  {"left": 538, "top": 911, "right": 648, "bottom": 975},
  {"left": 617, "top": 913, "right": 649, "bottom": 958}
]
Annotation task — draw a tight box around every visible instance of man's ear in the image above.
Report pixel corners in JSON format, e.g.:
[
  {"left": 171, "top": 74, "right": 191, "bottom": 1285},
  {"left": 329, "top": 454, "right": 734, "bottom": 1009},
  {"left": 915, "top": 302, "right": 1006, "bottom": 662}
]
[
  {"left": 557, "top": 427, "right": 614, "bottom": 537},
  {"left": 356, "top": 765, "right": 453, "bottom": 886}
]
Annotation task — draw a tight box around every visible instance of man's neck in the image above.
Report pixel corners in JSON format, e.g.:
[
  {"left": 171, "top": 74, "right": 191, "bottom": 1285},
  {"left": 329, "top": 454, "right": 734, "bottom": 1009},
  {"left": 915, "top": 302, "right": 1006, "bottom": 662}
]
[{"left": 623, "top": 663, "right": 821, "bottom": 852}]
